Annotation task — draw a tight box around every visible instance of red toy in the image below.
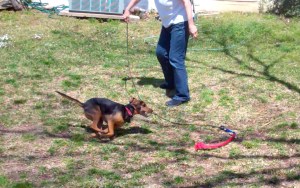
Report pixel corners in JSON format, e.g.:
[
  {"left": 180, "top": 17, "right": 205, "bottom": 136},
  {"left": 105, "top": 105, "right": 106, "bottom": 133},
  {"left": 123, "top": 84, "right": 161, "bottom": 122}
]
[{"left": 195, "top": 126, "right": 236, "bottom": 151}]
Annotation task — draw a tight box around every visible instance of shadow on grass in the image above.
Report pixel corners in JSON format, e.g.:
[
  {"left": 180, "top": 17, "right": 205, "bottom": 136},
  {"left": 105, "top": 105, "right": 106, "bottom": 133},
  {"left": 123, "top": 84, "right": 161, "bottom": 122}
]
[
  {"left": 199, "top": 153, "right": 300, "bottom": 160},
  {"left": 115, "top": 126, "right": 153, "bottom": 136},
  {"left": 122, "top": 76, "right": 165, "bottom": 88},
  {"left": 1, "top": 123, "right": 299, "bottom": 187},
  {"left": 0, "top": 124, "right": 152, "bottom": 142},
  {"left": 190, "top": 164, "right": 300, "bottom": 187},
  {"left": 267, "top": 137, "right": 300, "bottom": 144},
  {"left": 44, "top": 125, "right": 153, "bottom": 141},
  {"left": 188, "top": 37, "right": 300, "bottom": 94}
]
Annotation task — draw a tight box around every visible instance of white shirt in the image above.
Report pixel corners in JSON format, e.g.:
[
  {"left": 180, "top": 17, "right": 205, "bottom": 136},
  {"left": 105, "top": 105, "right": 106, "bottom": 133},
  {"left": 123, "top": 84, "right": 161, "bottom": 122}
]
[{"left": 154, "top": 0, "right": 190, "bottom": 28}]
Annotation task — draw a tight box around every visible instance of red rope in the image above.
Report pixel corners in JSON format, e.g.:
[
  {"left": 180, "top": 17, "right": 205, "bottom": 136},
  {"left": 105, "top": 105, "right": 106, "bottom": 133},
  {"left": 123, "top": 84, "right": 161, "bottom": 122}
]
[{"left": 194, "top": 133, "right": 236, "bottom": 150}]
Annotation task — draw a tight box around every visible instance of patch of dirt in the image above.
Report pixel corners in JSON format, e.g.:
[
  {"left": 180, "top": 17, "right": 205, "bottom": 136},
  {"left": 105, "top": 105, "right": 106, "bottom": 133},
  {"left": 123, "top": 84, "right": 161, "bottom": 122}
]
[{"left": 0, "top": 124, "right": 43, "bottom": 135}]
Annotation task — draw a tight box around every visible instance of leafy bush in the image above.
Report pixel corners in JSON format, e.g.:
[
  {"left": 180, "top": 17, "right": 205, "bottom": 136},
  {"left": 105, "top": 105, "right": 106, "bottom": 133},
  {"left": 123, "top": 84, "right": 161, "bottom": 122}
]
[{"left": 269, "top": 0, "right": 300, "bottom": 17}]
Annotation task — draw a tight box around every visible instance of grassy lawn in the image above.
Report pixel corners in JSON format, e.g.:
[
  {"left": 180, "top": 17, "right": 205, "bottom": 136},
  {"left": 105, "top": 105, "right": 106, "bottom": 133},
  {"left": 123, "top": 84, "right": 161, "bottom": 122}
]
[{"left": 0, "top": 10, "right": 299, "bottom": 187}]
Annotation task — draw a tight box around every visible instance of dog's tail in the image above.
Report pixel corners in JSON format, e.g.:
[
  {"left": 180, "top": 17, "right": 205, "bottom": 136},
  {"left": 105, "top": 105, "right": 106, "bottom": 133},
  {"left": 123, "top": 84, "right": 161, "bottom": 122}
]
[{"left": 56, "top": 91, "right": 83, "bottom": 107}]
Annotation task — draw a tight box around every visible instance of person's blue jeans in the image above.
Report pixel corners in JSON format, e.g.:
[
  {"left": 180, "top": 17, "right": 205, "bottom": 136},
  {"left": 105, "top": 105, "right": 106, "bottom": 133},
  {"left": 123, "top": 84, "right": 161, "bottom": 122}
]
[{"left": 156, "top": 21, "right": 190, "bottom": 102}]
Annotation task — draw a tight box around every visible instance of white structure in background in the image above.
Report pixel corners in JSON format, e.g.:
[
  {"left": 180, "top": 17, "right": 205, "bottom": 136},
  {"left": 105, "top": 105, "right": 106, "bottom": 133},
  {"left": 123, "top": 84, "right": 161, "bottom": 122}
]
[
  {"left": 31, "top": 0, "right": 155, "bottom": 11},
  {"left": 31, "top": 0, "right": 69, "bottom": 7},
  {"left": 31, "top": 0, "right": 262, "bottom": 13}
]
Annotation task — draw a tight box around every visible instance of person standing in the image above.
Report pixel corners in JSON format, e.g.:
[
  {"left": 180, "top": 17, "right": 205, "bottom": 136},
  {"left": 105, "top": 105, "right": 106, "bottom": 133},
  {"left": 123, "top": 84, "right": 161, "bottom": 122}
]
[{"left": 123, "top": 0, "right": 198, "bottom": 107}]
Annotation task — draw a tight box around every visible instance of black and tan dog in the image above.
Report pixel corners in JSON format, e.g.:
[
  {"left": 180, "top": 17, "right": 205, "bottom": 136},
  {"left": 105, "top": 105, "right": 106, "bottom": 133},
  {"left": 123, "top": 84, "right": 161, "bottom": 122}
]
[{"left": 56, "top": 91, "right": 153, "bottom": 139}]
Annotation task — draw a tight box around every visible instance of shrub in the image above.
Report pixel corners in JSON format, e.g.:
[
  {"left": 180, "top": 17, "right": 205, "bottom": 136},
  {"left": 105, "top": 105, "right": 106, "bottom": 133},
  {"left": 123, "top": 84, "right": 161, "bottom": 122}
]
[{"left": 268, "top": 0, "right": 300, "bottom": 17}]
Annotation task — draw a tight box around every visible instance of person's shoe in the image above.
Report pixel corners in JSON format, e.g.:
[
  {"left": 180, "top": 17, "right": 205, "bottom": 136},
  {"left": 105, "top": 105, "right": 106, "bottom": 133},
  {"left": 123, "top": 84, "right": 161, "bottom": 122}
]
[
  {"left": 165, "top": 99, "right": 188, "bottom": 107},
  {"left": 159, "top": 83, "right": 172, "bottom": 90}
]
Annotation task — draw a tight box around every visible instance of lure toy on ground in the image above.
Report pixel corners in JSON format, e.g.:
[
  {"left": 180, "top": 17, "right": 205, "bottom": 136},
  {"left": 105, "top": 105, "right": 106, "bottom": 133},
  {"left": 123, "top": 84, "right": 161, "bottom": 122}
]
[{"left": 195, "top": 126, "right": 236, "bottom": 151}]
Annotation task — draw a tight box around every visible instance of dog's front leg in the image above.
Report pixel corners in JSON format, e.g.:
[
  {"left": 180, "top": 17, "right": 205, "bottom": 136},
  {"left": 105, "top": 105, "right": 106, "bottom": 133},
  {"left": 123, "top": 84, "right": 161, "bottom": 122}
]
[{"left": 97, "top": 119, "right": 108, "bottom": 134}]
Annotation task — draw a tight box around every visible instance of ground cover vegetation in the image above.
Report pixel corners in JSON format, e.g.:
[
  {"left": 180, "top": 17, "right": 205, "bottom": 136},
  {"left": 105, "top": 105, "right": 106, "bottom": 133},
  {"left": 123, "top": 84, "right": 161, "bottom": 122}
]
[{"left": 0, "top": 10, "right": 299, "bottom": 187}]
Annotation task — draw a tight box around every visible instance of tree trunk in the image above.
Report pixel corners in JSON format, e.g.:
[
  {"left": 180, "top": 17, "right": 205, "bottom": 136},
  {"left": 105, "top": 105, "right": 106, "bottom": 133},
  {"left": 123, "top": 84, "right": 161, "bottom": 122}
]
[{"left": 10, "top": 0, "right": 24, "bottom": 10}]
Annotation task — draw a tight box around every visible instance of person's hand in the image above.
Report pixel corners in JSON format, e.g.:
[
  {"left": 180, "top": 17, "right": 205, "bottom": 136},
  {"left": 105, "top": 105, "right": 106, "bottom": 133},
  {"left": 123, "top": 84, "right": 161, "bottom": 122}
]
[
  {"left": 189, "top": 24, "right": 198, "bottom": 38},
  {"left": 123, "top": 9, "right": 131, "bottom": 22}
]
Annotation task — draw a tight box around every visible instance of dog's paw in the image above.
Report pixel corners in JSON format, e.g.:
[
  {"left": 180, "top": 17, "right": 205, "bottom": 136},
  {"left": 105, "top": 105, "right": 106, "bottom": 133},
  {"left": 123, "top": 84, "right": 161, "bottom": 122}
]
[
  {"left": 129, "top": 122, "right": 136, "bottom": 127},
  {"left": 89, "top": 133, "right": 98, "bottom": 138},
  {"left": 97, "top": 132, "right": 115, "bottom": 140},
  {"left": 97, "top": 132, "right": 103, "bottom": 136}
]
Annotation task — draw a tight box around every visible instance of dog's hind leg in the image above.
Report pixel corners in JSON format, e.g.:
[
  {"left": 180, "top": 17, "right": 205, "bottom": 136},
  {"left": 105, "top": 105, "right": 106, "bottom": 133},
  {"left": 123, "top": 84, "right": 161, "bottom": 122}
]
[
  {"left": 87, "top": 111, "right": 103, "bottom": 132},
  {"left": 84, "top": 106, "right": 103, "bottom": 132},
  {"left": 99, "top": 120, "right": 115, "bottom": 139}
]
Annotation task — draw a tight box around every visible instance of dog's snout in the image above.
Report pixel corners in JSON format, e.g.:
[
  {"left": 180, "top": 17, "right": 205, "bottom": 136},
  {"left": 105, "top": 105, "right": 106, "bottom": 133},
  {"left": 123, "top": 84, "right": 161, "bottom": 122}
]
[{"left": 147, "top": 108, "right": 153, "bottom": 113}]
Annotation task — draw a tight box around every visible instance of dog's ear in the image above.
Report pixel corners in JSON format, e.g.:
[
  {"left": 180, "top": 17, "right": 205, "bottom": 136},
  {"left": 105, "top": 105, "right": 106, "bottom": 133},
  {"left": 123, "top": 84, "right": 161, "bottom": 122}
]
[
  {"left": 139, "top": 101, "right": 146, "bottom": 107},
  {"left": 129, "top": 97, "right": 136, "bottom": 103}
]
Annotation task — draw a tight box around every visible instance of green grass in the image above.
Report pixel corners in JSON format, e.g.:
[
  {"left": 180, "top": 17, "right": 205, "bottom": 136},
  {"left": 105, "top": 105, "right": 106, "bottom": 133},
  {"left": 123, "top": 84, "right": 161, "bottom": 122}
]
[
  {"left": 0, "top": 176, "right": 9, "bottom": 187},
  {"left": 242, "top": 139, "right": 262, "bottom": 149},
  {"left": 0, "top": 10, "right": 299, "bottom": 187}
]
